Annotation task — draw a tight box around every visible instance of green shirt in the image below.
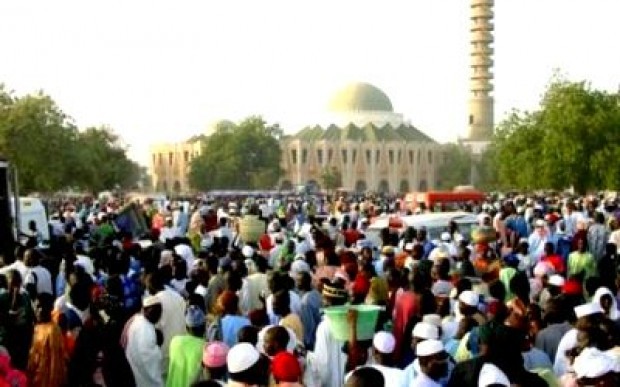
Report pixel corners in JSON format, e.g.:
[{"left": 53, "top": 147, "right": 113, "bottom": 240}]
[
  {"left": 166, "top": 334, "right": 205, "bottom": 387},
  {"left": 568, "top": 251, "right": 597, "bottom": 279}
]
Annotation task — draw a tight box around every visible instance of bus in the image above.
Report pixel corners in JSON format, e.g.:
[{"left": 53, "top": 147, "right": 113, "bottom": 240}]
[{"left": 403, "top": 189, "right": 486, "bottom": 212}]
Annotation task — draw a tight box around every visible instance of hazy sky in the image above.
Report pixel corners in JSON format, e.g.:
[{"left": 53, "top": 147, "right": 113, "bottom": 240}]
[{"left": 1, "top": 0, "right": 619, "bottom": 165}]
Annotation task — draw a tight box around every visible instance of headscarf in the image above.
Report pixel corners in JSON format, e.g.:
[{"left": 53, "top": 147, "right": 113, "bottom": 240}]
[
  {"left": 592, "top": 287, "right": 620, "bottom": 320},
  {"left": 499, "top": 267, "right": 517, "bottom": 300}
]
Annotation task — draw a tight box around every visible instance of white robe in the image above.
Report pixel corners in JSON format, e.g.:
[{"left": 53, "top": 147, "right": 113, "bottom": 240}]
[
  {"left": 309, "top": 319, "right": 347, "bottom": 387},
  {"left": 411, "top": 372, "right": 442, "bottom": 387},
  {"left": 125, "top": 315, "right": 163, "bottom": 387},
  {"left": 156, "top": 288, "right": 187, "bottom": 375},
  {"left": 239, "top": 272, "right": 268, "bottom": 315},
  {"left": 553, "top": 328, "right": 577, "bottom": 376}
]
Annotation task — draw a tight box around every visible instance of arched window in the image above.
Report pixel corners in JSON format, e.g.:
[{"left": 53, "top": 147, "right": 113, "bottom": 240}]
[
  {"left": 378, "top": 180, "right": 389, "bottom": 193},
  {"left": 173, "top": 180, "right": 182, "bottom": 192},
  {"left": 400, "top": 179, "right": 410, "bottom": 193},
  {"left": 280, "top": 180, "right": 293, "bottom": 190},
  {"left": 355, "top": 180, "right": 367, "bottom": 193}
]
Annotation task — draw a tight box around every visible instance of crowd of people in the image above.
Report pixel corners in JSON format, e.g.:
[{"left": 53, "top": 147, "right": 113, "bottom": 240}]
[{"left": 0, "top": 193, "right": 619, "bottom": 387}]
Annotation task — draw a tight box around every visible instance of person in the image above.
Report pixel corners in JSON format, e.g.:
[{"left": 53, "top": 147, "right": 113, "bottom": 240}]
[
  {"left": 572, "top": 347, "right": 620, "bottom": 387},
  {"left": 22, "top": 220, "right": 43, "bottom": 247},
  {"left": 23, "top": 249, "right": 53, "bottom": 299},
  {"left": 124, "top": 296, "right": 164, "bottom": 387},
  {"left": 226, "top": 342, "right": 266, "bottom": 387},
  {"left": 146, "top": 270, "right": 186, "bottom": 375},
  {"left": 0, "top": 270, "right": 34, "bottom": 370},
  {"left": 592, "top": 286, "right": 620, "bottom": 322},
  {"left": 27, "top": 292, "right": 67, "bottom": 387},
  {"left": 296, "top": 271, "right": 321, "bottom": 350},
  {"left": 567, "top": 237, "right": 596, "bottom": 280},
  {"left": 207, "top": 291, "right": 251, "bottom": 348},
  {"left": 535, "top": 298, "right": 571, "bottom": 362},
  {"left": 587, "top": 212, "right": 609, "bottom": 263},
  {"left": 273, "top": 290, "right": 304, "bottom": 345},
  {"left": 367, "top": 331, "right": 404, "bottom": 387},
  {"left": 411, "top": 339, "right": 450, "bottom": 387},
  {"left": 477, "top": 363, "right": 510, "bottom": 387},
  {"left": 271, "top": 351, "right": 303, "bottom": 386},
  {"left": 196, "top": 341, "right": 229, "bottom": 385},
  {"left": 345, "top": 367, "right": 385, "bottom": 387},
  {"left": 160, "top": 216, "right": 181, "bottom": 243},
  {"left": 309, "top": 282, "right": 349, "bottom": 387},
  {"left": 166, "top": 305, "right": 207, "bottom": 387},
  {"left": 238, "top": 253, "right": 268, "bottom": 315}
]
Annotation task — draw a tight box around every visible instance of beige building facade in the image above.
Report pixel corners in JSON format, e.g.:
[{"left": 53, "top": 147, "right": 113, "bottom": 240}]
[
  {"left": 149, "top": 82, "right": 443, "bottom": 194},
  {"left": 279, "top": 82, "right": 442, "bottom": 193},
  {"left": 150, "top": 139, "right": 202, "bottom": 193}
]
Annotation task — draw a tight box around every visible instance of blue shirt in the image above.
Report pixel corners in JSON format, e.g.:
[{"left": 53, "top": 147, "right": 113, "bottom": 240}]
[{"left": 220, "top": 315, "right": 251, "bottom": 348}]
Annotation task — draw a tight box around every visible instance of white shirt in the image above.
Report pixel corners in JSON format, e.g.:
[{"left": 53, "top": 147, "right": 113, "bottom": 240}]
[
  {"left": 0, "top": 260, "right": 28, "bottom": 283},
  {"left": 411, "top": 372, "right": 442, "bottom": 387},
  {"left": 156, "top": 288, "right": 186, "bottom": 373},
  {"left": 371, "top": 364, "right": 405, "bottom": 387},
  {"left": 125, "top": 315, "right": 163, "bottom": 387},
  {"left": 25, "top": 265, "right": 53, "bottom": 295},
  {"left": 266, "top": 290, "right": 302, "bottom": 325},
  {"left": 239, "top": 272, "right": 268, "bottom": 315},
  {"left": 553, "top": 328, "right": 577, "bottom": 376},
  {"left": 309, "top": 318, "right": 347, "bottom": 387},
  {"left": 159, "top": 226, "right": 181, "bottom": 242}
]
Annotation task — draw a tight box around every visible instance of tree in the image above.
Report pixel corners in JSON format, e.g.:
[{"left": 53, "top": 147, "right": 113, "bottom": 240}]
[
  {"left": 0, "top": 86, "right": 79, "bottom": 193},
  {"left": 188, "top": 116, "right": 283, "bottom": 190},
  {"left": 0, "top": 85, "right": 142, "bottom": 194},
  {"left": 320, "top": 166, "right": 342, "bottom": 194},
  {"left": 73, "top": 126, "right": 142, "bottom": 192},
  {"left": 489, "top": 77, "right": 620, "bottom": 193},
  {"left": 436, "top": 143, "right": 472, "bottom": 190}
]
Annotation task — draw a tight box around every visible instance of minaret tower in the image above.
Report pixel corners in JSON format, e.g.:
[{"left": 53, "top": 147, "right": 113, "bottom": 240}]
[{"left": 467, "top": 0, "right": 494, "bottom": 154}]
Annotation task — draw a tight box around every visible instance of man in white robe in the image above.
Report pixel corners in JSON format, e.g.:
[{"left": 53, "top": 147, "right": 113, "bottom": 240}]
[{"left": 125, "top": 296, "right": 164, "bottom": 387}]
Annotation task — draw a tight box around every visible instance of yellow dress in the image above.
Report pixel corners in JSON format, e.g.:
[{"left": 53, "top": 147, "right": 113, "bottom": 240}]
[{"left": 27, "top": 322, "right": 67, "bottom": 387}]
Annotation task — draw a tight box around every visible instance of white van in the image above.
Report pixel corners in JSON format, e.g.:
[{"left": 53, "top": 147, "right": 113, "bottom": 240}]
[
  {"left": 365, "top": 211, "right": 479, "bottom": 247},
  {"left": 10, "top": 197, "right": 50, "bottom": 244}
]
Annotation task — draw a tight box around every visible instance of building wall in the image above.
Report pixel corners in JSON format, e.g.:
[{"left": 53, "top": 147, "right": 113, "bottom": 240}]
[
  {"left": 150, "top": 141, "right": 202, "bottom": 193},
  {"left": 280, "top": 139, "right": 443, "bottom": 193}
]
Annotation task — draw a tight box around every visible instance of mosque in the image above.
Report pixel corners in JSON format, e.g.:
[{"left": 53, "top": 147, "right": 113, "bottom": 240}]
[
  {"left": 149, "top": 82, "right": 442, "bottom": 194},
  {"left": 279, "top": 82, "right": 442, "bottom": 193},
  {"left": 149, "top": 0, "right": 495, "bottom": 194}
]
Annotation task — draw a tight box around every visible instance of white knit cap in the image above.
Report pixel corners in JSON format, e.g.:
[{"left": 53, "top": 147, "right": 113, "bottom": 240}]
[
  {"left": 459, "top": 290, "right": 479, "bottom": 307},
  {"left": 227, "top": 343, "right": 260, "bottom": 374},
  {"left": 548, "top": 274, "right": 565, "bottom": 287},
  {"left": 143, "top": 295, "right": 161, "bottom": 308},
  {"left": 241, "top": 245, "right": 255, "bottom": 259},
  {"left": 440, "top": 232, "right": 451, "bottom": 242},
  {"left": 416, "top": 339, "right": 443, "bottom": 357},
  {"left": 574, "top": 302, "right": 604, "bottom": 319},
  {"left": 412, "top": 322, "right": 439, "bottom": 340},
  {"left": 422, "top": 314, "right": 442, "bottom": 328},
  {"left": 373, "top": 331, "right": 396, "bottom": 354},
  {"left": 573, "top": 347, "right": 620, "bottom": 379},
  {"left": 478, "top": 363, "right": 510, "bottom": 387}
]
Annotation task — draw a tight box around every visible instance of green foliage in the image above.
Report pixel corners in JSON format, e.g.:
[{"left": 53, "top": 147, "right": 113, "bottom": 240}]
[
  {"left": 188, "top": 116, "right": 283, "bottom": 190},
  {"left": 320, "top": 166, "right": 342, "bottom": 192},
  {"left": 436, "top": 143, "right": 472, "bottom": 190},
  {"left": 0, "top": 84, "right": 142, "bottom": 194},
  {"left": 488, "top": 78, "right": 620, "bottom": 193}
]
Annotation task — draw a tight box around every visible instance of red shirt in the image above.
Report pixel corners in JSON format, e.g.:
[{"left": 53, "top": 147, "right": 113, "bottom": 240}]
[{"left": 542, "top": 254, "right": 565, "bottom": 274}]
